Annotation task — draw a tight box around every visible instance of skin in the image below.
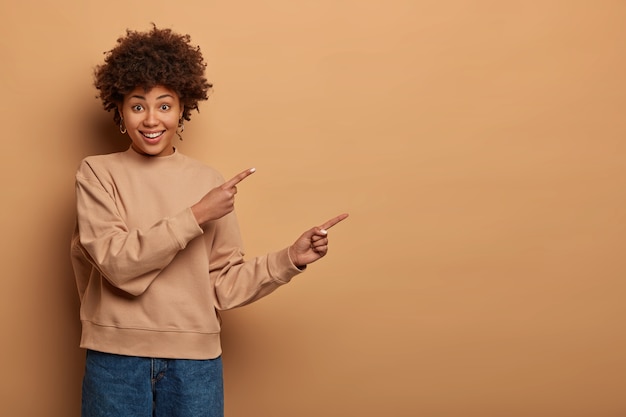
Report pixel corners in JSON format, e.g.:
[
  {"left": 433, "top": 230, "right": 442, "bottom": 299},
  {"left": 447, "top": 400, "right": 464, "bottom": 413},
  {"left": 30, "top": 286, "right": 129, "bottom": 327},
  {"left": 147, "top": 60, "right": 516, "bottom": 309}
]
[
  {"left": 118, "top": 85, "right": 183, "bottom": 157},
  {"left": 121, "top": 85, "right": 349, "bottom": 269},
  {"left": 288, "top": 212, "right": 350, "bottom": 268}
]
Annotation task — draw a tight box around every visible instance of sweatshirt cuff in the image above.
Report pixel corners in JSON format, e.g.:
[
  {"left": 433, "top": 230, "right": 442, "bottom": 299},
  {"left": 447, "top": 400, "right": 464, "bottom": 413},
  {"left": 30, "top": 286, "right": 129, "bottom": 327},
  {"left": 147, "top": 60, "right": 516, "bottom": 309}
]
[
  {"left": 170, "top": 207, "right": 204, "bottom": 249},
  {"left": 268, "top": 247, "right": 306, "bottom": 284}
]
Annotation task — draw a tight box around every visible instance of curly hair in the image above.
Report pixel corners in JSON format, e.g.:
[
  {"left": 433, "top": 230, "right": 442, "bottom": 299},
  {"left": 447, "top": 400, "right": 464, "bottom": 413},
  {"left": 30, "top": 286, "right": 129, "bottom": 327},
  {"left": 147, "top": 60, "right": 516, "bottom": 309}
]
[{"left": 94, "top": 25, "right": 212, "bottom": 125}]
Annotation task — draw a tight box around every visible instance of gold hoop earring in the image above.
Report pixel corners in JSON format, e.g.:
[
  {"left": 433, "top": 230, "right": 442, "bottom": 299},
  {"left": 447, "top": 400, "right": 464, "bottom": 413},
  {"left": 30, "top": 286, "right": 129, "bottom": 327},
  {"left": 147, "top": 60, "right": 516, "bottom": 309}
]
[{"left": 119, "top": 119, "right": 127, "bottom": 134}]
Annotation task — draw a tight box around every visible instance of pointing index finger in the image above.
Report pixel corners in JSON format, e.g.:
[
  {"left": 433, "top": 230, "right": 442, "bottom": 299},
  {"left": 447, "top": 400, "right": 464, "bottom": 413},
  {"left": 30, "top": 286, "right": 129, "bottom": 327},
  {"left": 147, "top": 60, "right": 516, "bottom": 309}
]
[
  {"left": 223, "top": 168, "right": 256, "bottom": 189},
  {"left": 319, "top": 213, "right": 349, "bottom": 232}
]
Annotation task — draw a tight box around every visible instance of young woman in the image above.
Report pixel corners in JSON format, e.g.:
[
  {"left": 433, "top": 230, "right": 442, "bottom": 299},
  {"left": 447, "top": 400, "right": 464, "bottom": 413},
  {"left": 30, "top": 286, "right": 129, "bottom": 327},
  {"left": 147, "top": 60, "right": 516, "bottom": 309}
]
[{"left": 71, "top": 25, "right": 347, "bottom": 417}]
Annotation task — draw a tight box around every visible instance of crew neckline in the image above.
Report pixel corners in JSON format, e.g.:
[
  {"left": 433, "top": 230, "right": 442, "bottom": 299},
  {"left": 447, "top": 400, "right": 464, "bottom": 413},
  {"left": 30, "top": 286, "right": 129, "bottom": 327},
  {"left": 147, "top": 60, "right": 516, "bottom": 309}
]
[{"left": 125, "top": 145, "right": 182, "bottom": 161}]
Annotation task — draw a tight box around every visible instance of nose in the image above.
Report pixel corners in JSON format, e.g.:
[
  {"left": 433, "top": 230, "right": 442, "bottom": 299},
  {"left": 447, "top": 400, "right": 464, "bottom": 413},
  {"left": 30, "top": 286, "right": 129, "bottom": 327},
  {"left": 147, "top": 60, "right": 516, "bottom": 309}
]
[{"left": 143, "top": 109, "right": 158, "bottom": 126}]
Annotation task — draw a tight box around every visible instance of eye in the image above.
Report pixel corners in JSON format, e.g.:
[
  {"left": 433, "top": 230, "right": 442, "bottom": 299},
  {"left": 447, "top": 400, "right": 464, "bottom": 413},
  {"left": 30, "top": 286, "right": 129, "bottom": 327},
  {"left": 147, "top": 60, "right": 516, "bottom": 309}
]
[
  {"left": 131, "top": 104, "right": 143, "bottom": 112},
  {"left": 160, "top": 104, "right": 171, "bottom": 111}
]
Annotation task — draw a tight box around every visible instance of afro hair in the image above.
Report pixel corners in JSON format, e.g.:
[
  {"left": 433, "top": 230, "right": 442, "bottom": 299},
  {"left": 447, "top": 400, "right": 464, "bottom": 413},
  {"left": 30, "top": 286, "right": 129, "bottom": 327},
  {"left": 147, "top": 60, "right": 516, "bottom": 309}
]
[{"left": 94, "top": 25, "right": 212, "bottom": 125}]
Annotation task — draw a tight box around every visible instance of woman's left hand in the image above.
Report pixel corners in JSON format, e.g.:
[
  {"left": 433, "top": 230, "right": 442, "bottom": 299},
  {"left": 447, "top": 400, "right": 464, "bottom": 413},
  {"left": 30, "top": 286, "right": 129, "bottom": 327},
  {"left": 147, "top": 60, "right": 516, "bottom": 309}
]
[{"left": 288, "top": 213, "right": 349, "bottom": 268}]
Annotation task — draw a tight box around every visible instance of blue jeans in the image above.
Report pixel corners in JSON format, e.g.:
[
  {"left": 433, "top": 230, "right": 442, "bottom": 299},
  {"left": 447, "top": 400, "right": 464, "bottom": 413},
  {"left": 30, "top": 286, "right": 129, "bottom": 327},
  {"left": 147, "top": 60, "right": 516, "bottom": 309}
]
[{"left": 81, "top": 350, "right": 224, "bottom": 417}]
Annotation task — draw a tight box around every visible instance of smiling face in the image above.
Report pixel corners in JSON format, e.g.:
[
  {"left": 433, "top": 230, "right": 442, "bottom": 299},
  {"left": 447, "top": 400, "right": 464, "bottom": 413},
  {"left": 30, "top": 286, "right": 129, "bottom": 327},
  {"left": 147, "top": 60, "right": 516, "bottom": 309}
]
[{"left": 119, "top": 86, "right": 183, "bottom": 157}]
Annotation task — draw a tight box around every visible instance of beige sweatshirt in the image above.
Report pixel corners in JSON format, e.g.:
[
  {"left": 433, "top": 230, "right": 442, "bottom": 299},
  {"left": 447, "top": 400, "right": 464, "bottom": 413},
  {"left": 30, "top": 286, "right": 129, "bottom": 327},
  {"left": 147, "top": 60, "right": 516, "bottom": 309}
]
[{"left": 70, "top": 147, "right": 303, "bottom": 359}]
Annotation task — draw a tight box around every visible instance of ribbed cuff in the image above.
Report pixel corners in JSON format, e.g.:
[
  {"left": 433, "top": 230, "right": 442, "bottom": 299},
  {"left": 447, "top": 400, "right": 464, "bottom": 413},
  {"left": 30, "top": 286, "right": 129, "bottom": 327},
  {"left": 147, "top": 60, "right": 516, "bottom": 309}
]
[{"left": 268, "top": 247, "right": 306, "bottom": 284}]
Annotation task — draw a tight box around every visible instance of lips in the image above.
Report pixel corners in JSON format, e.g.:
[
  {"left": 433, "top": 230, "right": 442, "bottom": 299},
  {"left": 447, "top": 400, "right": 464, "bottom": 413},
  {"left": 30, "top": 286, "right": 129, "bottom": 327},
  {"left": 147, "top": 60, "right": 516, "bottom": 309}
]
[{"left": 141, "top": 131, "right": 165, "bottom": 143}]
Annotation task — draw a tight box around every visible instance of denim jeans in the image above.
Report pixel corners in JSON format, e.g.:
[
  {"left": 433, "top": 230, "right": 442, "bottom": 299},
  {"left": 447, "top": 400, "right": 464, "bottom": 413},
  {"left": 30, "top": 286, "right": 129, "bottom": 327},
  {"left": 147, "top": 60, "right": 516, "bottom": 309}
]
[{"left": 81, "top": 349, "right": 224, "bottom": 417}]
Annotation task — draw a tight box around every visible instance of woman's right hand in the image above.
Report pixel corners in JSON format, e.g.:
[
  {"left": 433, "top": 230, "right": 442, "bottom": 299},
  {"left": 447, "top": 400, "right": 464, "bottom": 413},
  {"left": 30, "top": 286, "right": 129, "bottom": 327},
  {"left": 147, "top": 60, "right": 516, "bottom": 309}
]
[{"left": 192, "top": 168, "right": 256, "bottom": 225}]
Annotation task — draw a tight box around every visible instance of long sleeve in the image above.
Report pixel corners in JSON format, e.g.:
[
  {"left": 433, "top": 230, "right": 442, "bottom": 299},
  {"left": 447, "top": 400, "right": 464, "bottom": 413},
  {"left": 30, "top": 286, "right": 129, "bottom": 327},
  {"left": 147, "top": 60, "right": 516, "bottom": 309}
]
[
  {"left": 208, "top": 210, "right": 304, "bottom": 311},
  {"left": 71, "top": 147, "right": 303, "bottom": 359},
  {"left": 74, "top": 164, "right": 204, "bottom": 296}
]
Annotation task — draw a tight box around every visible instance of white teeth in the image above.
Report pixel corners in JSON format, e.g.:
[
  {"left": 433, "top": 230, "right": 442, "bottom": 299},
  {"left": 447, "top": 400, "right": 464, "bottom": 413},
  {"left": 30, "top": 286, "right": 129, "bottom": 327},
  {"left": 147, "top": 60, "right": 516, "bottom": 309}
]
[{"left": 143, "top": 132, "right": 163, "bottom": 139}]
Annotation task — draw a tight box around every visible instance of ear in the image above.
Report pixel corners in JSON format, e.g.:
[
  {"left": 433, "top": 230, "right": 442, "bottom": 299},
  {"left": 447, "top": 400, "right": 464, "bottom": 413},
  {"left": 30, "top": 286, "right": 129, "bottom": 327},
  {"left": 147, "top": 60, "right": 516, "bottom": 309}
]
[{"left": 117, "top": 104, "right": 124, "bottom": 120}]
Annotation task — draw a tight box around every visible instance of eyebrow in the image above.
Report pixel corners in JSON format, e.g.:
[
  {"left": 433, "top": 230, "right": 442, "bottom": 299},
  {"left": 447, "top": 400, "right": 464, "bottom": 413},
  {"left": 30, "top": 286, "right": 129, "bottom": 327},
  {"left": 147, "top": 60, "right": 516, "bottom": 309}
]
[{"left": 129, "top": 94, "right": 174, "bottom": 100}]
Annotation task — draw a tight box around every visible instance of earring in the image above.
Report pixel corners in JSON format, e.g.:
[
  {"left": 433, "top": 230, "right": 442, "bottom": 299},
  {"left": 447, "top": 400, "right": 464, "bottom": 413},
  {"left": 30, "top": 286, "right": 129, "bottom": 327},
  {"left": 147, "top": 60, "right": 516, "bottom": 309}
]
[{"left": 119, "top": 119, "right": 127, "bottom": 134}]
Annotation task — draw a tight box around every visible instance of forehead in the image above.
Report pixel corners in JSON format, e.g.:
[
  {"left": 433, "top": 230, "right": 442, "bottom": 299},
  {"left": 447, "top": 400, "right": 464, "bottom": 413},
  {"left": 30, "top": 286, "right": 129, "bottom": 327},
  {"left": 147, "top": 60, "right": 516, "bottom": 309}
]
[{"left": 125, "top": 85, "right": 180, "bottom": 101}]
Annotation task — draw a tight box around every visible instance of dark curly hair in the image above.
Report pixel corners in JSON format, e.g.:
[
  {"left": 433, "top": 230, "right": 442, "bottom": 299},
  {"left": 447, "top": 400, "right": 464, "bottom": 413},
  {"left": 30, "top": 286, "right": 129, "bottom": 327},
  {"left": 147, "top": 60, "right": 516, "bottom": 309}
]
[{"left": 94, "top": 25, "right": 212, "bottom": 125}]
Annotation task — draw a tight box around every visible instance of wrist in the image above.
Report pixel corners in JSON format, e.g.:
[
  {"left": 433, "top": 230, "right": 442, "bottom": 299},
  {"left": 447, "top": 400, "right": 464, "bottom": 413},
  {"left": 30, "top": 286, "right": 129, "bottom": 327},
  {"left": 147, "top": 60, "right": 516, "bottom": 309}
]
[
  {"left": 288, "top": 246, "right": 306, "bottom": 270},
  {"left": 191, "top": 203, "right": 205, "bottom": 225}
]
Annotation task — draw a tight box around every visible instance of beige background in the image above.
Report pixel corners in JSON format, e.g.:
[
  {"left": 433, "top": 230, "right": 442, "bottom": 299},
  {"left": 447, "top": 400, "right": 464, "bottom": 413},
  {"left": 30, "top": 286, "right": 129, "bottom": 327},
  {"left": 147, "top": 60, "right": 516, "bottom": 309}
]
[{"left": 1, "top": 1, "right": 625, "bottom": 416}]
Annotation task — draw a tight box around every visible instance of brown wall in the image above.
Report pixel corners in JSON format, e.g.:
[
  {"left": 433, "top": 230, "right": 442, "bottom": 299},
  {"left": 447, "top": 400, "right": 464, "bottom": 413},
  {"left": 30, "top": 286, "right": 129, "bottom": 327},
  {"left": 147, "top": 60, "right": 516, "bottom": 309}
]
[{"left": 2, "top": 1, "right": 625, "bottom": 416}]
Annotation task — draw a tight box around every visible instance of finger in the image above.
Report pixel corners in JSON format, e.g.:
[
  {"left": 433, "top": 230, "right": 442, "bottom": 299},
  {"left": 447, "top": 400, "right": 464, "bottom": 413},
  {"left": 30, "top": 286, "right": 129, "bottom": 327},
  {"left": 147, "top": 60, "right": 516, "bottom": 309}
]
[
  {"left": 312, "top": 244, "right": 328, "bottom": 255},
  {"left": 222, "top": 167, "right": 256, "bottom": 189},
  {"left": 311, "top": 234, "right": 326, "bottom": 242},
  {"left": 319, "top": 213, "right": 349, "bottom": 232},
  {"left": 311, "top": 235, "right": 328, "bottom": 246}
]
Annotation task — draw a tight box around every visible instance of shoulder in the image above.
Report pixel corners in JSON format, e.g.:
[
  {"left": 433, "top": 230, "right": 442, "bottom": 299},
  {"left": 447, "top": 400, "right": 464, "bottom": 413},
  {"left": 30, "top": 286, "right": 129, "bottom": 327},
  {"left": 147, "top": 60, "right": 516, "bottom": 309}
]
[
  {"left": 75, "top": 152, "right": 125, "bottom": 180},
  {"left": 78, "top": 151, "right": 124, "bottom": 167}
]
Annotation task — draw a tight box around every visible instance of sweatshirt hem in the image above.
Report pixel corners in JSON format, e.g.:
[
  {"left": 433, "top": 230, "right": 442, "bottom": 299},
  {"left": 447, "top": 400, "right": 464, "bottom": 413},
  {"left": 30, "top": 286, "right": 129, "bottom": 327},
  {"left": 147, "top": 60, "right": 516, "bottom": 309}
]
[{"left": 80, "top": 320, "right": 223, "bottom": 360}]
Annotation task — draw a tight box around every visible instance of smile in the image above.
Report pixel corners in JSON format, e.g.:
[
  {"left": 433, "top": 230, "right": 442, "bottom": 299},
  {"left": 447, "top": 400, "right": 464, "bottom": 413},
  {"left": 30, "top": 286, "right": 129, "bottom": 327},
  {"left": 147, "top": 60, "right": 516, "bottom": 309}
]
[{"left": 142, "top": 131, "right": 165, "bottom": 139}]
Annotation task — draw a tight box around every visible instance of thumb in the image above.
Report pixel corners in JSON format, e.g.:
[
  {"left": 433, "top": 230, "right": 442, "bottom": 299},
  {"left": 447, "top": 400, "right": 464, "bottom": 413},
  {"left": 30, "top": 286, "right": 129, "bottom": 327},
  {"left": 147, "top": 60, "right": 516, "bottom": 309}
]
[{"left": 304, "top": 226, "right": 328, "bottom": 240}]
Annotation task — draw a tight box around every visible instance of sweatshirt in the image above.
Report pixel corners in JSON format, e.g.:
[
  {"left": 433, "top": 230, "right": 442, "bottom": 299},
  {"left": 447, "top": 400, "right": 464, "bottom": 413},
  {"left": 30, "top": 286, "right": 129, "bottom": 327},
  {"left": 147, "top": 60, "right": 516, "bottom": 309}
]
[{"left": 70, "top": 146, "right": 303, "bottom": 359}]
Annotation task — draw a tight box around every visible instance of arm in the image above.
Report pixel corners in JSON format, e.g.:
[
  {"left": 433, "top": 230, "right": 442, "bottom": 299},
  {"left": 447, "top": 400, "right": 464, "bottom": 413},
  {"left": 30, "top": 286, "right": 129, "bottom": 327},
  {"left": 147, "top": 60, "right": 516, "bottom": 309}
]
[
  {"left": 192, "top": 167, "right": 348, "bottom": 309},
  {"left": 209, "top": 212, "right": 349, "bottom": 310},
  {"left": 191, "top": 167, "right": 296, "bottom": 309},
  {"left": 208, "top": 211, "right": 303, "bottom": 310},
  {"left": 75, "top": 171, "right": 203, "bottom": 296}
]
